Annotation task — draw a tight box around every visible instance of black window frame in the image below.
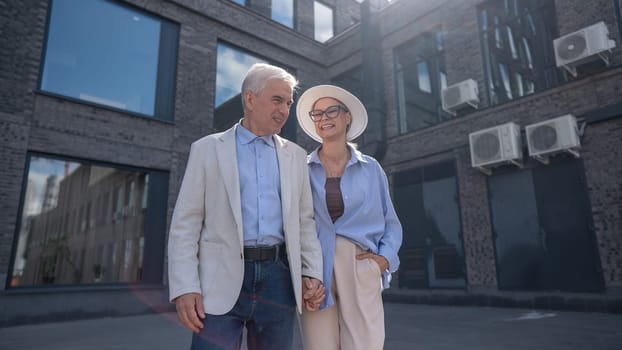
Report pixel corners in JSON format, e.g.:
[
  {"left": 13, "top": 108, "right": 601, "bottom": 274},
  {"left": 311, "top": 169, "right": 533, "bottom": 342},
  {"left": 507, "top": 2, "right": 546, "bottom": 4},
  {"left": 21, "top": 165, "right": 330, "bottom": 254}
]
[
  {"left": 38, "top": 0, "right": 179, "bottom": 123},
  {"left": 6, "top": 151, "right": 169, "bottom": 290}
]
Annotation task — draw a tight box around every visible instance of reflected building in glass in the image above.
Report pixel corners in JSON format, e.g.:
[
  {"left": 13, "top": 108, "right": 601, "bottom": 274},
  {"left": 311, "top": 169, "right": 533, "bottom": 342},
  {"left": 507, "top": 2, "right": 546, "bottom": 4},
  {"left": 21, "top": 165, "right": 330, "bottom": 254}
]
[{"left": 14, "top": 157, "right": 149, "bottom": 287}]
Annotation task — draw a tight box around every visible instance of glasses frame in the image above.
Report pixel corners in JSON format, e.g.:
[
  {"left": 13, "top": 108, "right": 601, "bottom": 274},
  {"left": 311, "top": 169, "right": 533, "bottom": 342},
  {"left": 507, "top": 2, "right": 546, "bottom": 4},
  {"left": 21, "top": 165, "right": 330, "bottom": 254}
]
[{"left": 308, "top": 105, "right": 349, "bottom": 122}]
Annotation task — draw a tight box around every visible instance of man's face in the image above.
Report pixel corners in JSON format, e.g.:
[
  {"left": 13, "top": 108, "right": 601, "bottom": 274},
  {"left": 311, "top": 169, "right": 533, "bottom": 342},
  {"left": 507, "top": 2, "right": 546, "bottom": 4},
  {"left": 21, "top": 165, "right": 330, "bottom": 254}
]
[{"left": 243, "top": 79, "right": 293, "bottom": 136}]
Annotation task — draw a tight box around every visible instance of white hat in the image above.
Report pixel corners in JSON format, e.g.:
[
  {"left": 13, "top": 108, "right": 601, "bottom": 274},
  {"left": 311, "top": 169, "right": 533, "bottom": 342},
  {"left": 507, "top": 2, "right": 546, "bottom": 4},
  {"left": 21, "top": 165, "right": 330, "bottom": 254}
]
[{"left": 296, "top": 85, "right": 368, "bottom": 143}]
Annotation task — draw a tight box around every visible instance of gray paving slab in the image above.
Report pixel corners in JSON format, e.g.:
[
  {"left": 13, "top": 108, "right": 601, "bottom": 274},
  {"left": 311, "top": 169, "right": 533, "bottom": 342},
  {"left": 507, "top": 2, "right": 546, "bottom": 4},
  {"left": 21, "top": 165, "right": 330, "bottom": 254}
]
[{"left": 0, "top": 303, "right": 620, "bottom": 349}]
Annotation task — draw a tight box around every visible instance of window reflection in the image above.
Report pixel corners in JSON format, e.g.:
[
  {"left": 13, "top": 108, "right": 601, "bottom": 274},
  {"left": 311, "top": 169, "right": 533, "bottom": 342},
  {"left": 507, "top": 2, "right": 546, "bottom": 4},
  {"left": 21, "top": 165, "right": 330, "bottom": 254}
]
[
  {"left": 494, "top": 17, "right": 503, "bottom": 49},
  {"left": 416, "top": 59, "right": 432, "bottom": 93},
  {"left": 11, "top": 156, "right": 149, "bottom": 287},
  {"left": 394, "top": 30, "right": 449, "bottom": 133},
  {"left": 507, "top": 26, "right": 518, "bottom": 59},
  {"left": 332, "top": 66, "right": 366, "bottom": 144},
  {"left": 478, "top": 0, "right": 562, "bottom": 105},
  {"left": 314, "top": 1, "right": 334, "bottom": 42},
  {"left": 214, "top": 42, "right": 268, "bottom": 131},
  {"left": 499, "top": 62, "right": 512, "bottom": 99},
  {"left": 393, "top": 161, "right": 466, "bottom": 289},
  {"left": 40, "top": 0, "right": 171, "bottom": 117},
  {"left": 521, "top": 37, "right": 533, "bottom": 69},
  {"left": 272, "top": 0, "right": 294, "bottom": 28},
  {"left": 213, "top": 42, "right": 297, "bottom": 140},
  {"left": 40, "top": 0, "right": 178, "bottom": 120}
]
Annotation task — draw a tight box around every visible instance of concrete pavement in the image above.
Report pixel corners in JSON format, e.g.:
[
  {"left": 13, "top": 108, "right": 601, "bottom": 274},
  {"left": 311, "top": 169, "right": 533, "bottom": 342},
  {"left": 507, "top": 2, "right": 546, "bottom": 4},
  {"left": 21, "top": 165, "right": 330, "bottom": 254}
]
[{"left": 0, "top": 303, "right": 620, "bottom": 349}]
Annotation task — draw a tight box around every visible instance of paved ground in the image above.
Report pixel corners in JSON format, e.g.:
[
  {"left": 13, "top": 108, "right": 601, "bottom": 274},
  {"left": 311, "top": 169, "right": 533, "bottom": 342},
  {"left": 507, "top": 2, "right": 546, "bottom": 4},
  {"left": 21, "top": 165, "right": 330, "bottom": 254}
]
[{"left": 0, "top": 303, "right": 620, "bottom": 349}]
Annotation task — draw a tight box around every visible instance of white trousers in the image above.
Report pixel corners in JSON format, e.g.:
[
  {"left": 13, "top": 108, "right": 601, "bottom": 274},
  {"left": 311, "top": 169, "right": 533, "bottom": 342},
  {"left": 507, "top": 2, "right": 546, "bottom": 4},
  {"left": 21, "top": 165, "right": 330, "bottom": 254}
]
[{"left": 301, "top": 235, "right": 385, "bottom": 350}]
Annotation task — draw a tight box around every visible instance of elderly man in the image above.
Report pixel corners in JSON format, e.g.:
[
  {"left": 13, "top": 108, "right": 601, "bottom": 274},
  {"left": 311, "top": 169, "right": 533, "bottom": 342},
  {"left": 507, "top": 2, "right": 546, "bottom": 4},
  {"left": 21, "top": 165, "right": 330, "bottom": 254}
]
[{"left": 168, "top": 63, "right": 324, "bottom": 350}]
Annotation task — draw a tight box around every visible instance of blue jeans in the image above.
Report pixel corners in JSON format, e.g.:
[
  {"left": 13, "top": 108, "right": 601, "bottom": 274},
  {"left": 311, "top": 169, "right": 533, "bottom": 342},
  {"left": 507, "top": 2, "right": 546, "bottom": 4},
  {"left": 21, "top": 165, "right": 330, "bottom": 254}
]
[{"left": 190, "top": 256, "right": 296, "bottom": 350}]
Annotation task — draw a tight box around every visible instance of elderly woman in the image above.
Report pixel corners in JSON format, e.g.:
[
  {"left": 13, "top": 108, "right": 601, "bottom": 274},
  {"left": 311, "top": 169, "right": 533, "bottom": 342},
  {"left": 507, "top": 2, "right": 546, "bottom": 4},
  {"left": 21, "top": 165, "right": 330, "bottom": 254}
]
[{"left": 296, "top": 85, "right": 403, "bottom": 350}]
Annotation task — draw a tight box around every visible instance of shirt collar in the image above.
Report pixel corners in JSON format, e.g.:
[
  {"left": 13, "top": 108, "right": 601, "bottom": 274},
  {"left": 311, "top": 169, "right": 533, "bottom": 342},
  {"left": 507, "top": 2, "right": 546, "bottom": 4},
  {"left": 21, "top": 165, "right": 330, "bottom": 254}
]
[
  {"left": 235, "top": 121, "right": 275, "bottom": 147},
  {"left": 308, "top": 143, "right": 367, "bottom": 165}
]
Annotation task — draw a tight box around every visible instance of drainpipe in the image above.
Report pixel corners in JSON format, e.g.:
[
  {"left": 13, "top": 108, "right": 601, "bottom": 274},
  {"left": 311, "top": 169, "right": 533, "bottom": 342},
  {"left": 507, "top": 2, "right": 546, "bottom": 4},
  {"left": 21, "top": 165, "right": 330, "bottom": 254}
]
[{"left": 360, "top": 0, "right": 387, "bottom": 161}]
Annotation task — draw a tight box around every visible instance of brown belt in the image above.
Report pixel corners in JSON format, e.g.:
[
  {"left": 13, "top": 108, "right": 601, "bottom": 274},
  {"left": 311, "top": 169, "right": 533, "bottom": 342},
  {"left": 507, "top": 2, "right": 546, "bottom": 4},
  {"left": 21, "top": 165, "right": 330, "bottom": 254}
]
[{"left": 243, "top": 244, "right": 284, "bottom": 262}]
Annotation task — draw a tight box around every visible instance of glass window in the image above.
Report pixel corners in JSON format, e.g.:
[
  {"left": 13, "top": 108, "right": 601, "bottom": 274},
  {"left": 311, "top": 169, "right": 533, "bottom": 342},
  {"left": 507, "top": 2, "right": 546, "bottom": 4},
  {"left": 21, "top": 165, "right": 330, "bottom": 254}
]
[
  {"left": 314, "top": 1, "right": 334, "bottom": 43},
  {"left": 272, "top": 0, "right": 294, "bottom": 28},
  {"left": 8, "top": 153, "right": 168, "bottom": 288},
  {"left": 332, "top": 66, "right": 366, "bottom": 143},
  {"left": 332, "top": 67, "right": 364, "bottom": 99},
  {"left": 141, "top": 175, "right": 149, "bottom": 209},
  {"left": 214, "top": 42, "right": 298, "bottom": 141},
  {"left": 499, "top": 63, "right": 512, "bottom": 99},
  {"left": 489, "top": 159, "right": 604, "bottom": 292},
  {"left": 393, "top": 161, "right": 466, "bottom": 289},
  {"left": 416, "top": 60, "right": 432, "bottom": 93},
  {"left": 40, "top": 0, "right": 178, "bottom": 121},
  {"left": 214, "top": 42, "right": 268, "bottom": 131},
  {"left": 479, "top": 0, "right": 563, "bottom": 105},
  {"left": 215, "top": 43, "right": 269, "bottom": 110},
  {"left": 394, "top": 30, "right": 450, "bottom": 134},
  {"left": 507, "top": 26, "right": 518, "bottom": 59},
  {"left": 435, "top": 32, "right": 444, "bottom": 51},
  {"left": 231, "top": 0, "right": 245, "bottom": 5}
]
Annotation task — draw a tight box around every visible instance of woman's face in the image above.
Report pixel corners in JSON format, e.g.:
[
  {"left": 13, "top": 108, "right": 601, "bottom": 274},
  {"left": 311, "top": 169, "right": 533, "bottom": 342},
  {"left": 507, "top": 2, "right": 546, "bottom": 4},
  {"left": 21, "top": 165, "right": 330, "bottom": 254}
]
[{"left": 311, "top": 97, "right": 351, "bottom": 142}]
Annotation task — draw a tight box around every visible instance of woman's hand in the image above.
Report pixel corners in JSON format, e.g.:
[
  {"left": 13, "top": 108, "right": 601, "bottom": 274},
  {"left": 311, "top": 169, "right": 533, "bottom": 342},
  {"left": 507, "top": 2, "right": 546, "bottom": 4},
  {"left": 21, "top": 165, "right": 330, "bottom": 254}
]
[{"left": 356, "top": 251, "right": 389, "bottom": 272}]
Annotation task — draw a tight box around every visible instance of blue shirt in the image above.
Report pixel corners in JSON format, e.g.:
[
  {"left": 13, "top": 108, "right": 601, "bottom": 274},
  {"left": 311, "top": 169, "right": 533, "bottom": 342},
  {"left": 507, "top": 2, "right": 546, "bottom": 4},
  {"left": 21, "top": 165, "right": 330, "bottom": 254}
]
[
  {"left": 308, "top": 144, "right": 403, "bottom": 309},
  {"left": 235, "top": 123, "right": 284, "bottom": 247}
]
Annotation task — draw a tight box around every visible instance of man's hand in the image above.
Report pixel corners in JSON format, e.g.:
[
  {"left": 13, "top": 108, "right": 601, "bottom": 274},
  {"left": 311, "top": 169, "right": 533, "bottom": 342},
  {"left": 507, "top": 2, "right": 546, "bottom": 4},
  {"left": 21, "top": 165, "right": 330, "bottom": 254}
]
[
  {"left": 302, "top": 277, "right": 325, "bottom": 311},
  {"left": 356, "top": 252, "right": 389, "bottom": 272},
  {"left": 174, "top": 293, "right": 206, "bottom": 333}
]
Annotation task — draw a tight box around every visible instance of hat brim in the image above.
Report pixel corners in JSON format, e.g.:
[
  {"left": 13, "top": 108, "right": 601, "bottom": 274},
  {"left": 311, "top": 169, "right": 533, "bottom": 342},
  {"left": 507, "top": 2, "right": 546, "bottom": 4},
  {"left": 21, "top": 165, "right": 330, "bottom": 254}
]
[{"left": 296, "top": 85, "right": 368, "bottom": 143}]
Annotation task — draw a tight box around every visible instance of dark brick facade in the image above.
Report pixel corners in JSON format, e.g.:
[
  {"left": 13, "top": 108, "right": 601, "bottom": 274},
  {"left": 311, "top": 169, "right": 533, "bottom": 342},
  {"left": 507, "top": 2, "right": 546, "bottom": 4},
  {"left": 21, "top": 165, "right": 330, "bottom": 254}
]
[{"left": 1, "top": 0, "right": 621, "bottom": 325}]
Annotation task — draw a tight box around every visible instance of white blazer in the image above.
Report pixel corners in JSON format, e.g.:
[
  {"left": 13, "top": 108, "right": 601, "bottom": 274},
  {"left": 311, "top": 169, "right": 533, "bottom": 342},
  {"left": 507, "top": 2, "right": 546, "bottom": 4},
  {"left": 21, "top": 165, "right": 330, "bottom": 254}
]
[{"left": 167, "top": 125, "right": 323, "bottom": 315}]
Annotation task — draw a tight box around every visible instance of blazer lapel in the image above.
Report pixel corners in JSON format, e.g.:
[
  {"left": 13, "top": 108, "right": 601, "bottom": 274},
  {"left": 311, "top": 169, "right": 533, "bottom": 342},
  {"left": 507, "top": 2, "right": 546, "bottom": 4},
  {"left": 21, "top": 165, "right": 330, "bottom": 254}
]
[{"left": 216, "top": 127, "right": 244, "bottom": 246}]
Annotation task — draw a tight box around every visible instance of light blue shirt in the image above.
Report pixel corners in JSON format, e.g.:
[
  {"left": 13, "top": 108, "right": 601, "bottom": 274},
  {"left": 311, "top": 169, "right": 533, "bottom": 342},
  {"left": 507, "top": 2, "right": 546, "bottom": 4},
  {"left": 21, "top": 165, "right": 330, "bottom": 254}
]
[
  {"left": 308, "top": 144, "right": 403, "bottom": 309},
  {"left": 235, "top": 123, "right": 284, "bottom": 247}
]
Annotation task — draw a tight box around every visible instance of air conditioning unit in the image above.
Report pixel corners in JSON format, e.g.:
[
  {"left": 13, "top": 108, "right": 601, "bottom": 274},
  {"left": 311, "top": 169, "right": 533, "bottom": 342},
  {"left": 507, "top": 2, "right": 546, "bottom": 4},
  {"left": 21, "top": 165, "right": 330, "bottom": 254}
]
[
  {"left": 525, "top": 114, "right": 581, "bottom": 163},
  {"left": 554, "top": 21, "right": 616, "bottom": 77},
  {"left": 442, "top": 79, "right": 479, "bottom": 115},
  {"left": 469, "top": 122, "right": 522, "bottom": 174}
]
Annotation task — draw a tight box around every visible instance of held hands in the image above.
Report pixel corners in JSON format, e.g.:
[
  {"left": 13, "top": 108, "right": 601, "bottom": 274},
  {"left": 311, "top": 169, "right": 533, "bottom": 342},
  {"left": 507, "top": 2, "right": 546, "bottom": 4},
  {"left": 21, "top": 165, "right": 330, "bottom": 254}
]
[
  {"left": 356, "top": 251, "right": 389, "bottom": 272},
  {"left": 302, "top": 277, "right": 325, "bottom": 311},
  {"left": 174, "top": 292, "right": 206, "bottom": 333}
]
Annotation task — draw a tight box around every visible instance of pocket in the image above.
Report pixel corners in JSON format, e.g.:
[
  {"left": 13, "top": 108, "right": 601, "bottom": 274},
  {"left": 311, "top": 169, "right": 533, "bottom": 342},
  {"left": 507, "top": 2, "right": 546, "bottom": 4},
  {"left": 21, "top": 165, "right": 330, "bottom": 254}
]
[
  {"left": 367, "top": 258, "right": 382, "bottom": 275},
  {"left": 355, "top": 258, "right": 383, "bottom": 293},
  {"left": 355, "top": 257, "right": 382, "bottom": 278},
  {"left": 275, "top": 253, "right": 291, "bottom": 271}
]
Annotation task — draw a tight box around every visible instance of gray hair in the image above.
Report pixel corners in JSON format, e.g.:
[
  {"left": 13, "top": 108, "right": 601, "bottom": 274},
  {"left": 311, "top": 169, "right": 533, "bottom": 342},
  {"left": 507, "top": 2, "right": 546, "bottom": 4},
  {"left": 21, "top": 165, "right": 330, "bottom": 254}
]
[{"left": 241, "top": 63, "right": 298, "bottom": 109}]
